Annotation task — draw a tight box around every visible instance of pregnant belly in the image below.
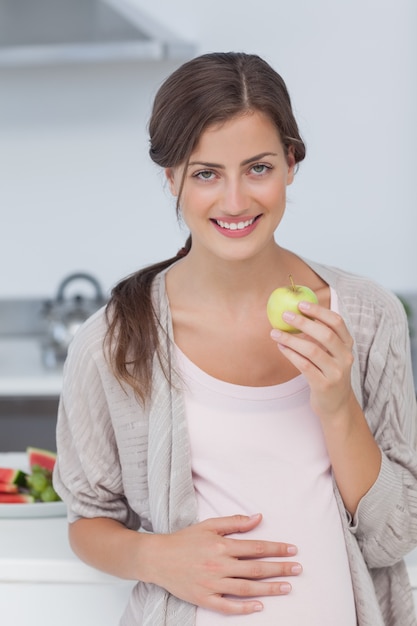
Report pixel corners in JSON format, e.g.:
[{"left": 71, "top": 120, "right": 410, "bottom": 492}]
[{"left": 193, "top": 472, "right": 357, "bottom": 626}]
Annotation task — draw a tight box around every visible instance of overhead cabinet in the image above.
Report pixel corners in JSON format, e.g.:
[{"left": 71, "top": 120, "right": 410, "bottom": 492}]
[{"left": 0, "top": 0, "right": 195, "bottom": 65}]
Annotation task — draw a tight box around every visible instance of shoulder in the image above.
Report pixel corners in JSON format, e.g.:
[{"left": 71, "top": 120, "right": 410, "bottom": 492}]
[{"left": 304, "top": 258, "right": 407, "bottom": 328}]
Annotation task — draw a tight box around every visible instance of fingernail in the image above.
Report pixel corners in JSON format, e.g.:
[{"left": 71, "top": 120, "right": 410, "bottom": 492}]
[
  {"left": 280, "top": 583, "right": 292, "bottom": 594},
  {"left": 253, "top": 603, "right": 263, "bottom": 612},
  {"left": 298, "top": 301, "right": 311, "bottom": 311},
  {"left": 282, "top": 311, "right": 295, "bottom": 321},
  {"left": 271, "top": 329, "right": 282, "bottom": 339},
  {"left": 287, "top": 545, "right": 297, "bottom": 555},
  {"left": 291, "top": 564, "right": 302, "bottom": 574}
]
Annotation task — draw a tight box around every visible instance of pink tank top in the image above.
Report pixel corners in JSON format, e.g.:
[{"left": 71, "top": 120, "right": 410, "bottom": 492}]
[{"left": 175, "top": 289, "right": 357, "bottom": 625}]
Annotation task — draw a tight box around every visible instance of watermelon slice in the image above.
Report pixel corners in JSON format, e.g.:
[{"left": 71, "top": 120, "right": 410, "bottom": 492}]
[
  {"left": 27, "top": 447, "right": 57, "bottom": 473},
  {"left": 0, "top": 493, "right": 35, "bottom": 504},
  {"left": 0, "top": 467, "right": 28, "bottom": 487},
  {"left": 0, "top": 482, "right": 19, "bottom": 494}
]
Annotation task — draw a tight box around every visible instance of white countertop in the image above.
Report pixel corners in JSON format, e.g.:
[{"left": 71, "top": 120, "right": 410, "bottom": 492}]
[
  {"left": 0, "top": 337, "right": 62, "bottom": 396},
  {"left": 0, "top": 515, "right": 131, "bottom": 584}
]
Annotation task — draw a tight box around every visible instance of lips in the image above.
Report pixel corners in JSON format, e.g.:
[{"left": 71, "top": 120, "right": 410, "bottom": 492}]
[
  {"left": 215, "top": 217, "right": 255, "bottom": 230},
  {"left": 210, "top": 215, "right": 261, "bottom": 237}
]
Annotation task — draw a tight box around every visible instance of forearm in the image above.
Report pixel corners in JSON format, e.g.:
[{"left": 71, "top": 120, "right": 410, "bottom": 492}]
[
  {"left": 320, "top": 391, "right": 382, "bottom": 516},
  {"left": 69, "top": 517, "right": 157, "bottom": 582}
]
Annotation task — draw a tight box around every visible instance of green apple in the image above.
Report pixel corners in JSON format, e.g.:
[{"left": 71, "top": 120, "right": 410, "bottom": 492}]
[{"left": 266, "top": 275, "right": 318, "bottom": 333}]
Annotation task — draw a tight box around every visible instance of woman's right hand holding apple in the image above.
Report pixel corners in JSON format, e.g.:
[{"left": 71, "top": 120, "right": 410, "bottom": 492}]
[{"left": 141, "top": 513, "right": 301, "bottom": 616}]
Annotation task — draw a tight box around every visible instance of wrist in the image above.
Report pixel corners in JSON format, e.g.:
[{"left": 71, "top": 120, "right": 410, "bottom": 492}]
[
  {"left": 316, "top": 390, "right": 358, "bottom": 428},
  {"left": 133, "top": 532, "right": 165, "bottom": 584}
]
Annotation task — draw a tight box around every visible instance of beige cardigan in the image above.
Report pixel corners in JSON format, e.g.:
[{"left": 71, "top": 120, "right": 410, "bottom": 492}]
[{"left": 54, "top": 260, "right": 417, "bottom": 625}]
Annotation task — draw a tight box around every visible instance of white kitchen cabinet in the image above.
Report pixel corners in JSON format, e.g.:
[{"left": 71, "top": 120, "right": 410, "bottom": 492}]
[
  {"left": 1, "top": 582, "right": 134, "bottom": 626},
  {"left": 0, "top": 516, "right": 134, "bottom": 626}
]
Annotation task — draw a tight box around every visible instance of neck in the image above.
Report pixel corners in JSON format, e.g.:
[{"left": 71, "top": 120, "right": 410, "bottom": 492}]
[{"left": 170, "top": 243, "right": 294, "bottom": 305}]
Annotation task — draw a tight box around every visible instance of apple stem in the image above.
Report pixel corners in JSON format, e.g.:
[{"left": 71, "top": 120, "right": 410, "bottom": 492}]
[{"left": 289, "top": 274, "right": 296, "bottom": 292}]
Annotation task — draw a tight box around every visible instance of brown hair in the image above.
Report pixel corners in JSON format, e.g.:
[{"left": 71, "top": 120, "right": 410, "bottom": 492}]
[{"left": 106, "top": 52, "right": 306, "bottom": 403}]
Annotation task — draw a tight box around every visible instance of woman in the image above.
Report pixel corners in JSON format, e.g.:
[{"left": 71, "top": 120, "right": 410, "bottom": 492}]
[{"left": 53, "top": 52, "right": 417, "bottom": 625}]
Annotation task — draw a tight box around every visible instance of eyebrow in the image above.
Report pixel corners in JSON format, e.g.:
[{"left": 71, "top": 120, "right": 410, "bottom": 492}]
[{"left": 187, "top": 151, "right": 278, "bottom": 169}]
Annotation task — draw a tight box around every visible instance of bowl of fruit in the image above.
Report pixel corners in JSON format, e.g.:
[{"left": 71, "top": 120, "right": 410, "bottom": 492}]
[{"left": 0, "top": 447, "right": 66, "bottom": 518}]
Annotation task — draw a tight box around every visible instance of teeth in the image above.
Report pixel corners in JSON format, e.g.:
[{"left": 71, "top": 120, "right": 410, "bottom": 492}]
[{"left": 216, "top": 218, "right": 255, "bottom": 230}]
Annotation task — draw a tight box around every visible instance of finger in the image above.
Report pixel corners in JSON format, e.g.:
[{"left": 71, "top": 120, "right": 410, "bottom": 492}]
[
  {"left": 208, "top": 596, "right": 265, "bottom": 616},
  {"left": 202, "top": 513, "right": 263, "bottom": 535},
  {"left": 272, "top": 304, "right": 353, "bottom": 368},
  {"left": 229, "top": 559, "right": 303, "bottom": 580},
  {"left": 221, "top": 577, "right": 293, "bottom": 599},
  {"left": 275, "top": 320, "right": 354, "bottom": 376},
  {"left": 207, "top": 580, "right": 293, "bottom": 616},
  {"left": 278, "top": 312, "right": 345, "bottom": 351},
  {"left": 297, "top": 301, "right": 352, "bottom": 345},
  {"left": 275, "top": 329, "right": 332, "bottom": 365},
  {"left": 275, "top": 334, "right": 347, "bottom": 386},
  {"left": 227, "top": 537, "right": 298, "bottom": 559}
]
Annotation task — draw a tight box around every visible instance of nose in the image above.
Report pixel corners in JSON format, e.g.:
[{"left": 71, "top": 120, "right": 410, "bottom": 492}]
[{"left": 220, "top": 178, "right": 249, "bottom": 215}]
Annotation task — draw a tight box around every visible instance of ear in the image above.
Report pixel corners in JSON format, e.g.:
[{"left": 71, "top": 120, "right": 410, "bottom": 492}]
[
  {"left": 165, "top": 168, "right": 178, "bottom": 197},
  {"left": 286, "top": 146, "right": 296, "bottom": 185}
]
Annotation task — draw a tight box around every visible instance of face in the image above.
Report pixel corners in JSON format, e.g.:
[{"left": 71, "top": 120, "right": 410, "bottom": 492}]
[{"left": 166, "top": 111, "right": 295, "bottom": 262}]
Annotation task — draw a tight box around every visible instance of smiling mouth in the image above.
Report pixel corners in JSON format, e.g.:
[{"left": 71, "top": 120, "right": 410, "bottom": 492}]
[{"left": 212, "top": 215, "right": 261, "bottom": 230}]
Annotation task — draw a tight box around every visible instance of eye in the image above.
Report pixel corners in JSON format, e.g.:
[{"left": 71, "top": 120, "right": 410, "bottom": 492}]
[
  {"left": 194, "top": 169, "right": 215, "bottom": 181},
  {"left": 250, "top": 163, "right": 272, "bottom": 175}
]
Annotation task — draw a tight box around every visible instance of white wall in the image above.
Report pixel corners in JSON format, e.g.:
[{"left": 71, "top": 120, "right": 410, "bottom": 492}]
[{"left": 1, "top": 0, "right": 416, "bottom": 298}]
